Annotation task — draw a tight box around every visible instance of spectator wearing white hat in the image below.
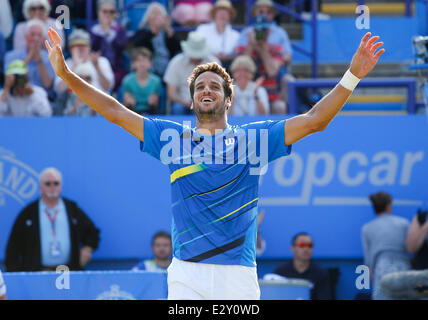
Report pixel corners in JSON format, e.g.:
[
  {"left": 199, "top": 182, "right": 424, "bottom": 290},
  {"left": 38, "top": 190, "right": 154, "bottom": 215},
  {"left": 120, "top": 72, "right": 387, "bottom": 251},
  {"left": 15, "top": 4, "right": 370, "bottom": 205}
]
[
  {"left": 13, "top": 0, "right": 65, "bottom": 51},
  {"left": 54, "top": 29, "right": 114, "bottom": 95},
  {"left": 163, "top": 32, "right": 220, "bottom": 114},
  {"left": 195, "top": 0, "right": 240, "bottom": 69}
]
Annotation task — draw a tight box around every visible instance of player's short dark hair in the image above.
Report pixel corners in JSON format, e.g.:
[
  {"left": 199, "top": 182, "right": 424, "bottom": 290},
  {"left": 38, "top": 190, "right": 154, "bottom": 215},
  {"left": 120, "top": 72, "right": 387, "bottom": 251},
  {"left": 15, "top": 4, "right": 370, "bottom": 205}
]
[
  {"left": 369, "top": 192, "right": 392, "bottom": 214},
  {"left": 291, "top": 232, "right": 311, "bottom": 246},
  {"left": 187, "top": 62, "right": 234, "bottom": 100},
  {"left": 131, "top": 47, "right": 152, "bottom": 62},
  {"left": 151, "top": 231, "right": 171, "bottom": 246}
]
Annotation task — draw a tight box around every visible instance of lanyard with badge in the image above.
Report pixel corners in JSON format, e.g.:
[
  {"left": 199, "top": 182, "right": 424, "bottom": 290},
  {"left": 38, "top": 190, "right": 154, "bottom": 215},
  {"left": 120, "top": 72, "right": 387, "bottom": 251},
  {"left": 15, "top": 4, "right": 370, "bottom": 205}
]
[{"left": 45, "top": 208, "right": 62, "bottom": 257}]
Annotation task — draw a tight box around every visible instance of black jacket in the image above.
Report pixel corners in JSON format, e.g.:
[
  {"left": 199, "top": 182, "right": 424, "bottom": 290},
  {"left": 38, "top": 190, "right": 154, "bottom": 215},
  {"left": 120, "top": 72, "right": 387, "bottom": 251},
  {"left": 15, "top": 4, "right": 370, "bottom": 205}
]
[{"left": 5, "top": 198, "right": 100, "bottom": 272}]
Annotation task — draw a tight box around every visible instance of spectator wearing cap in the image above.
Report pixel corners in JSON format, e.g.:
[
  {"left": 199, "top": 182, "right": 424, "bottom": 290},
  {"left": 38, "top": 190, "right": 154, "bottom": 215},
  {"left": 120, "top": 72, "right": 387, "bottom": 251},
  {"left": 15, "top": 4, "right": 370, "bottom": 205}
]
[
  {"left": 89, "top": 0, "right": 128, "bottom": 92},
  {"left": 54, "top": 29, "right": 114, "bottom": 96},
  {"left": 163, "top": 32, "right": 220, "bottom": 114},
  {"left": 0, "top": 60, "right": 51, "bottom": 116},
  {"left": 229, "top": 55, "right": 269, "bottom": 116},
  {"left": 5, "top": 19, "right": 55, "bottom": 92},
  {"left": 235, "top": 0, "right": 294, "bottom": 114},
  {"left": 195, "top": 0, "right": 240, "bottom": 70},
  {"left": 171, "top": 0, "right": 214, "bottom": 27},
  {"left": 274, "top": 232, "right": 332, "bottom": 300},
  {"left": 13, "top": 0, "right": 65, "bottom": 51},
  {"left": 132, "top": 2, "right": 181, "bottom": 78}
]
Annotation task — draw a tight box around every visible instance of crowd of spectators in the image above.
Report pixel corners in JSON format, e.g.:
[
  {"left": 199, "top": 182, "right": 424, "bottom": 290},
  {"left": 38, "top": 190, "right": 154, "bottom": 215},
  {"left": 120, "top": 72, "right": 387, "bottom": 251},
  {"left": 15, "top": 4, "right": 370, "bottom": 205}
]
[{"left": 0, "top": 0, "right": 297, "bottom": 117}]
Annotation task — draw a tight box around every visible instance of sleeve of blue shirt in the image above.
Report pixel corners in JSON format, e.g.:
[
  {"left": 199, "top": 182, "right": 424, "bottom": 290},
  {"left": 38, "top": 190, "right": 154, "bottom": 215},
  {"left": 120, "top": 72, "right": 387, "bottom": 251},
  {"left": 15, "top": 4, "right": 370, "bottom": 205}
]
[
  {"left": 140, "top": 117, "right": 184, "bottom": 161},
  {"left": 242, "top": 119, "right": 292, "bottom": 162}
]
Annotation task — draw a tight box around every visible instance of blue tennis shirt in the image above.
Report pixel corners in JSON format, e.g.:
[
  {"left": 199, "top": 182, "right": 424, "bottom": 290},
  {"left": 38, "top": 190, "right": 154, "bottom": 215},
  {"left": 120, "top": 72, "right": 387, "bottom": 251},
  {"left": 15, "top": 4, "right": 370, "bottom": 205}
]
[{"left": 141, "top": 118, "right": 291, "bottom": 267}]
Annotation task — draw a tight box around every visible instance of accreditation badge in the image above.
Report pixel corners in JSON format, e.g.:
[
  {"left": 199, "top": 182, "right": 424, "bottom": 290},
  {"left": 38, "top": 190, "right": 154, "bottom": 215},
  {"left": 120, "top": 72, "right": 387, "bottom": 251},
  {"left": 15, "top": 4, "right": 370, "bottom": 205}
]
[{"left": 50, "top": 241, "right": 62, "bottom": 257}]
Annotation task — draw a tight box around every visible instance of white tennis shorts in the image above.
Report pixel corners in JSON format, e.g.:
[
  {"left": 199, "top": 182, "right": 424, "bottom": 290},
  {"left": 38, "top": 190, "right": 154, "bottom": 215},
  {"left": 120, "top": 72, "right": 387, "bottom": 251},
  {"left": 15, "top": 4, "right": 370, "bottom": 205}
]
[{"left": 167, "top": 257, "right": 260, "bottom": 300}]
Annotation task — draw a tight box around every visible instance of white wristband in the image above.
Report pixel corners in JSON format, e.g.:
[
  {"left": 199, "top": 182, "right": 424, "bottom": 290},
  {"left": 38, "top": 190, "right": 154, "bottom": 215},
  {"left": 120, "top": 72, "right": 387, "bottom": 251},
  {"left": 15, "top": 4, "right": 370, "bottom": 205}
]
[{"left": 339, "top": 69, "right": 360, "bottom": 91}]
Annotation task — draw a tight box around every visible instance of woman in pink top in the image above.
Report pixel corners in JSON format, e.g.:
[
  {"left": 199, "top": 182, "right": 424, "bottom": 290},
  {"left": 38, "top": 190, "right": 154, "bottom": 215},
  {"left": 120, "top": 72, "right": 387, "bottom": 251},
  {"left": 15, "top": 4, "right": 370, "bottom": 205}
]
[{"left": 171, "top": 0, "right": 214, "bottom": 26}]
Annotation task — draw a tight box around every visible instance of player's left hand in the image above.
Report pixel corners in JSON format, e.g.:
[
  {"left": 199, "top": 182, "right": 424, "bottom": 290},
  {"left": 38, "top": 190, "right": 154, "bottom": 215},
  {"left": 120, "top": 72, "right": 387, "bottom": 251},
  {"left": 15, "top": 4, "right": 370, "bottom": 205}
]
[{"left": 349, "top": 32, "right": 385, "bottom": 79}]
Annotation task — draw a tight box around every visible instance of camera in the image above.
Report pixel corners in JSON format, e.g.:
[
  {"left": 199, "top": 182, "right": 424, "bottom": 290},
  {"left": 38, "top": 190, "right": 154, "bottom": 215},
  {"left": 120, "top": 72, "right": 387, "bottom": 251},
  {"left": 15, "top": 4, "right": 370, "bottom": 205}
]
[
  {"left": 253, "top": 15, "right": 271, "bottom": 41},
  {"left": 412, "top": 35, "right": 428, "bottom": 64}
]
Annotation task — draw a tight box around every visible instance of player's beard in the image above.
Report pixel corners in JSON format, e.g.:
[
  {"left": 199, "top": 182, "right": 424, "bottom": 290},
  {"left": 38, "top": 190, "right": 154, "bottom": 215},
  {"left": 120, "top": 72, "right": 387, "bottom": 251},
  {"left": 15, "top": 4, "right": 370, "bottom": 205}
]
[{"left": 193, "top": 97, "right": 227, "bottom": 123}]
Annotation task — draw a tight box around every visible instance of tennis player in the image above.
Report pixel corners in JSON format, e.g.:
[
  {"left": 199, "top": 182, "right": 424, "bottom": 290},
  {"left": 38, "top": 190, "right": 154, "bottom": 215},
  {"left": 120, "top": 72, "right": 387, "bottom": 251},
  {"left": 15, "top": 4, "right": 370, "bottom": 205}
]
[{"left": 45, "top": 28, "right": 384, "bottom": 299}]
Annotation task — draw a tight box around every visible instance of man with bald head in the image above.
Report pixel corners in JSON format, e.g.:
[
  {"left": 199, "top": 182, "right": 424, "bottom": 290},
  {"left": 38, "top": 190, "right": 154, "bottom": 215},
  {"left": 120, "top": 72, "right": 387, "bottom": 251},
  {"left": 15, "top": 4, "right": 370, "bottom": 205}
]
[{"left": 5, "top": 167, "right": 100, "bottom": 272}]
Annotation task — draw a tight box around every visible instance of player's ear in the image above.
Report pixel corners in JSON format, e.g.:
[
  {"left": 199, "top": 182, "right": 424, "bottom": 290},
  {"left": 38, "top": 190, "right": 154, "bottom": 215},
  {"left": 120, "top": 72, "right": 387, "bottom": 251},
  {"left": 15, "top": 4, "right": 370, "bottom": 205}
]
[
  {"left": 190, "top": 101, "right": 194, "bottom": 110},
  {"left": 225, "top": 97, "right": 232, "bottom": 110}
]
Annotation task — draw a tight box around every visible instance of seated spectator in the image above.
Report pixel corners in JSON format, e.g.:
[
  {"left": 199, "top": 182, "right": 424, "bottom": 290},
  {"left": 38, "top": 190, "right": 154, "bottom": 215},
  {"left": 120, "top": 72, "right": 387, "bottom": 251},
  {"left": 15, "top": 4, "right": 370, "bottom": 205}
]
[
  {"left": 229, "top": 55, "right": 269, "bottom": 116},
  {"left": 361, "top": 192, "right": 411, "bottom": 300},
  {"left": 0, "top": 60, "right": 52, "bottom": 116},
  {"left": 5, "top": 167, "right": 100, "bottom": 272},
  {"left": 13, "top": 0, "right": 65, "bottom": 50},
  {"left": 133, "top": 231, "right": 172, "bottom": 272},
  {"left": 89, "top": 0, "right": 127, "bottom": 91},
  {"left": 406, "top": 209, "right": 428, "bottom": 270},
  {"left": 5, "top": 19, "right": 55, "bottom": 92},
  {"left": 235, "top": 0, "right": 294, "bottom": 114},
  {"left": 122, "top": 48, "right": 162, "bottom": 115},
  {"left": 55, "top": 29, "right": 114, "bottom": 95},
  {"left": 171, "top": 0, "right": 213, "bottom": 27},
  {"left": 164, "top": 32, "right": 220, "bottom": 114},
  {"left": 274, "top": 232, "right": 332, "bottom": 300},
  {"left": 63, "top": 64, "right": 97, "bottom": 116},
  {"left": 195, "top": 0, "right": 240, "bottom": 69},
  {"left": 132, "top": 2, "right": 181, "bottom": 78},
  {"left": 0, "top": 270, "right": 5, "bottom": 300}
]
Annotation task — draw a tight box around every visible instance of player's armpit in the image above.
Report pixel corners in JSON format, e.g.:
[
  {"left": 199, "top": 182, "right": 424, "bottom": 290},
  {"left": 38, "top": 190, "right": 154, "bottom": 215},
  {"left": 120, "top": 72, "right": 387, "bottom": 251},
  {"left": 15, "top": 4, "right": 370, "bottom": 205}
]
[{"left": 284, "top": 113, "right": 319, "bottom": 146}]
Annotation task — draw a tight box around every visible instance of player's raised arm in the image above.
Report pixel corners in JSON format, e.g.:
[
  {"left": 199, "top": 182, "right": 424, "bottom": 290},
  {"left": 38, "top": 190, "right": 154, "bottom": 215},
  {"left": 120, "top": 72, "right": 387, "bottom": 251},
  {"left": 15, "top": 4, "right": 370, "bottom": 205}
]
[
  {"left": 284, "top": 32, "right": 385, "bottom": 146},
  {"left": 45, "top": 28, "right": 145, "bottom": 141}
]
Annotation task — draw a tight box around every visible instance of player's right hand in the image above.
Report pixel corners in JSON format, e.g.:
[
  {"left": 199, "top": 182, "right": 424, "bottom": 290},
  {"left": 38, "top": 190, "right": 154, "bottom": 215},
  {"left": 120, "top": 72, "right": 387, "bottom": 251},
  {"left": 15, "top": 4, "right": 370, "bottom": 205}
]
[{"left": 45, "top": 27, "right": 69, "bottom": 79}]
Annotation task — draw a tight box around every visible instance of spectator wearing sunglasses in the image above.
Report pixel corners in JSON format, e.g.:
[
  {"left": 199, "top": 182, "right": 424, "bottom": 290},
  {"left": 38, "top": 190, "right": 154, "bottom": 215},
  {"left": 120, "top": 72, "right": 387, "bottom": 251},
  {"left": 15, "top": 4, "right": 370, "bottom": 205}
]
[
  {"left": 13, "top": 0, "right": 65, "bottom": 51},
  {"left": 273, "top": 232, "right": 332, "bottom": 300},
  {"left": 5, "top": 167, "right": 100, "bottom": 272}
]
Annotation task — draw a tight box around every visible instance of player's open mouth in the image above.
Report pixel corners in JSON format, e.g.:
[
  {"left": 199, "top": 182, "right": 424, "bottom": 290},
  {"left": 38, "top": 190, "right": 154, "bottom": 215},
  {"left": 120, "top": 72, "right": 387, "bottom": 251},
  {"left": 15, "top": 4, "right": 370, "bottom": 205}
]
[{"left": 201, "top": 97, "right": 215, "bottom": 103}]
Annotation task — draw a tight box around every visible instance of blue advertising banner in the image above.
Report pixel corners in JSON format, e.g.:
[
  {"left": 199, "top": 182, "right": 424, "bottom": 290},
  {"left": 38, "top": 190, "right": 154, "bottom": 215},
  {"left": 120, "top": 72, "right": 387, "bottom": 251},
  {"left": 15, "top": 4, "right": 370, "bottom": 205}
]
[
  {"left": 0, "top": 115, "right": 427, "bottom": 261},
  {"left": 3, "top": 271, "right": 168, "bottom": 300}
]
